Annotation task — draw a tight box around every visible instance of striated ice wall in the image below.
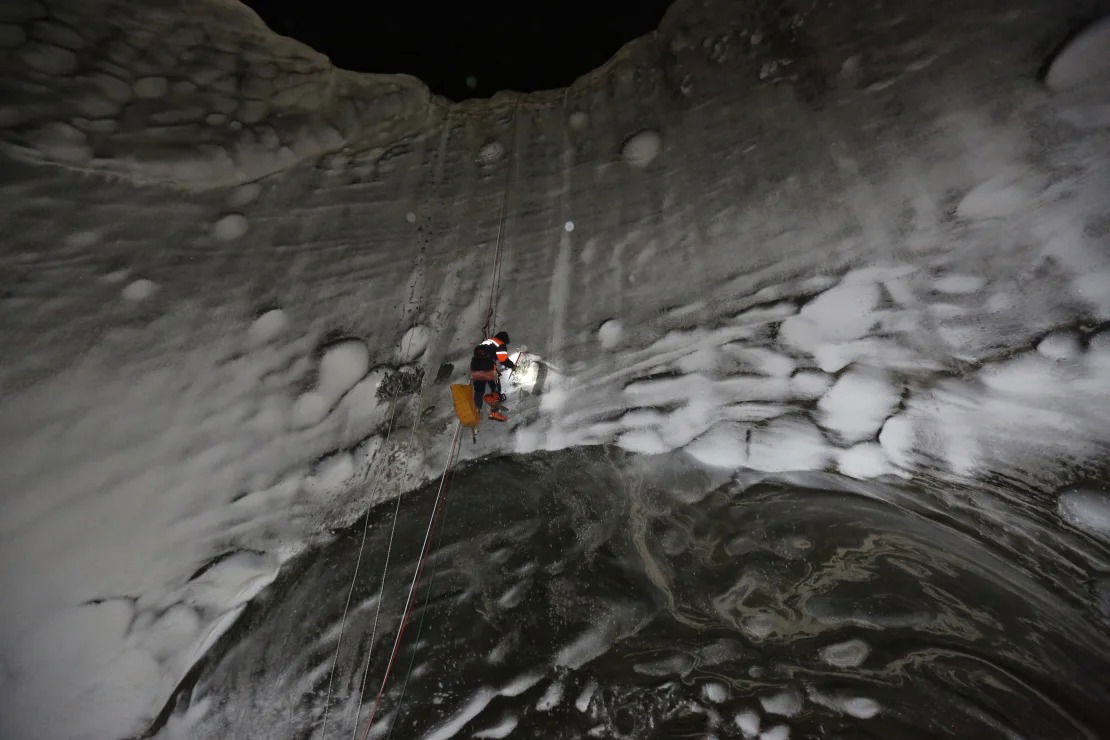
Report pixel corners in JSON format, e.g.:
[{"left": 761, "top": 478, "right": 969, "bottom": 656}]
[{"left": 1, "top": 0, "right": 1109, "bottom": 738}]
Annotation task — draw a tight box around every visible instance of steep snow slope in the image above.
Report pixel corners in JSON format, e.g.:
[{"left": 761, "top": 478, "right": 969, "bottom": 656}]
[{"left": 0, "top": 0, "right": 1108, "bottom": 737}]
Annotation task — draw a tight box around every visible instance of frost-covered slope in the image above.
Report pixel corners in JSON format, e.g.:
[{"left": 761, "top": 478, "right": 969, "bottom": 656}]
[{"left": 1, "top": 0, "right": 1109, "bottom": 738}]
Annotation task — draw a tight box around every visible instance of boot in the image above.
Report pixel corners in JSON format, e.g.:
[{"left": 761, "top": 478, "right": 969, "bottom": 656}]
[
  {"left": 488, "top": 411, "right": 508, "bottom": 422},
  {"left": 483, "top": 393, "right": 501, "bottom": 405}
]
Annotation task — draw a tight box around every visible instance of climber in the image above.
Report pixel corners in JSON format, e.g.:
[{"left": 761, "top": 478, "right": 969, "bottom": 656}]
[{"left": 471, "top": 331, "right": 516, "bottom": 422}]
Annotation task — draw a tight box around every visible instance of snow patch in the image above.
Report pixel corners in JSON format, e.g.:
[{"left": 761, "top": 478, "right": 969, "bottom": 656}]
[
  {"left": 622, "top": 130, "right": 662, "bottom": 167},
  {"left": 292, "top": 339, "right": 370, "bottom": 428},
  {"left": 473, "top": 715, "right": 518, "bottom": 738},
  {"left": 597, "top": 319, "right": 623, "bottom": 349},
  {"left": 575, "top": 678, "right": 598, "bottom": 712},
  {"left": 536, "top": 680, "right": 564, "bottom": 711},
  {"left": 735, "top": 709, "right": 760, "bottom": 738},
  {"left": 760, "top": 724, "right": 791, "bottom": 740},
  {"left": 818, "top": 638, "right": 870, "bottom": 667},
  {"left": 956, "top": 172, "right": 1037, "bottom": 219},
  {"left": 933, "top": 274, "right": 985, "bottom": 293},
  {"left": 122, "top": 278, "right": 158, "bottom": 301},
  {"left": 397, "top": 324, "right": 430, "bottom": 362},
  {"left": 304, "top": 451, "right": 355, "bottom": 495},
  {"left": 818, "top": 367, "right": 901, "bottom": 444},
  {"left": 248, "top": 309, "right": 288, "bottom": 345},
  {"left": 759, "top": 690, "right": 802, "bottom": 717},
  {"left": 702, "top": 681, "right": 728, "bottom": 703},
  {"left": 1037, "top": 329, "right": 1082, "bottom": 360},
  {"left": 837, "top": 443, "right": 894, "bottom": 479},
  {"left": 213, "top": 213, "right": 249, "bottom": 241}
]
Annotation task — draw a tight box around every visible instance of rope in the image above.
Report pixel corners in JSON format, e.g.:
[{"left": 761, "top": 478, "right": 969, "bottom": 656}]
[
  {"left": 357, "top": 422, "right": 464, "bottom": 740},
  {"left": 317, "top": 392, "right": 404, "bottom": 738},
  {"left": 481, "top": 96, "right": 519, "bottom": 339}
]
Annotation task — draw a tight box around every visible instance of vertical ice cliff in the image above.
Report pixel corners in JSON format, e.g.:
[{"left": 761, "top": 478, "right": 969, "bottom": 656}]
[{"left": 1, "top": 0, "right": 1108, "bottom": 737}]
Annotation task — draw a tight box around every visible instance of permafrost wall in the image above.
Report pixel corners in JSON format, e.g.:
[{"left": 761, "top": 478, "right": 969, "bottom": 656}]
[{"left": 1, "top": 0, "right": 1108, "bottom": 737}]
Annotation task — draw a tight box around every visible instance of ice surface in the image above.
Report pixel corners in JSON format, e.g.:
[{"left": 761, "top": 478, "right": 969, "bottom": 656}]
[{"left": 1, "top": 0, "right": 1108, "bottom": 736}]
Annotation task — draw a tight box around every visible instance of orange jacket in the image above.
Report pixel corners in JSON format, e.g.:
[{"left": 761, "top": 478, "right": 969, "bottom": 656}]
[{"left": 479, "top": 336, "right": 514, "bottom": 368}]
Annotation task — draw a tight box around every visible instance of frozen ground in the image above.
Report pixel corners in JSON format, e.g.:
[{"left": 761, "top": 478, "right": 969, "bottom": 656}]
[{"left": 1, "top": 0, "right": 1109, "bottom": 738}]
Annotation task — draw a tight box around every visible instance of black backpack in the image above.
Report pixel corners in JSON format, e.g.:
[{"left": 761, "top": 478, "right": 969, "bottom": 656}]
[{"left": 470, "top": 343, "right": 497, "bottom": 371}]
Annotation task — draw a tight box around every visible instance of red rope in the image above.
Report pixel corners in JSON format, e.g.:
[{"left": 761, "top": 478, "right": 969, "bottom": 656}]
[{"left": 358, "top": 425, "right": 462, "bottom": 739}]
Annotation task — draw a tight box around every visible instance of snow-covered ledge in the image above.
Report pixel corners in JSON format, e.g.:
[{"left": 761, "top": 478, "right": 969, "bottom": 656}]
[{"left": 1, "top": 0, "right": 1108, "bottom": 738}]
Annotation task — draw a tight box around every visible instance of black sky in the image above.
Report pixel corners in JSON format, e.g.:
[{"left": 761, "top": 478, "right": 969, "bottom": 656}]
[{"left": 242, "top": 0, "right": 674, "bottom": 101}]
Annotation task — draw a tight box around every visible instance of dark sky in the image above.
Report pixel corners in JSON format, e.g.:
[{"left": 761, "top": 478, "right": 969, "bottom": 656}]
[{"left": 242, "top": 0, "right": 674, "bottom": 101}]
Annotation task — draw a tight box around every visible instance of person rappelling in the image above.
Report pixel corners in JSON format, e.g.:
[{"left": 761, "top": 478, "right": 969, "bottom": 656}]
[{"left": 470, "top": 331, "right": 515, "bottom": 422}]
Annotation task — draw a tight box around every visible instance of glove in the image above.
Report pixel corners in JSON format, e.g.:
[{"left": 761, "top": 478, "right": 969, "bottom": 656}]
[{"left": 502, "top": 359, "right": 516, "bottom": 371}]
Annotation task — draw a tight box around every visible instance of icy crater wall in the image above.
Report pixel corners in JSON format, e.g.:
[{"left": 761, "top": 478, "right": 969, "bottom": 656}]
[{"left": 1, "top": 0, "right": 1109, "bottom": 738}]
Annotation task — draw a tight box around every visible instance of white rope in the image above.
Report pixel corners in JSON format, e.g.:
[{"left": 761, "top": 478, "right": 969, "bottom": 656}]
[
  {"left": 357, "top": 422, "right": 463, "bottom": 740},
  {"left": 317, "top": 393, "right": 403, "bottom": 738}
]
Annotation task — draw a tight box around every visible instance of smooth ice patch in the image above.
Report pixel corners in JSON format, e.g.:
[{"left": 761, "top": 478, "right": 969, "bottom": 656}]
[
  {"left": 248, "top": 309, "right": 288, "bottom": 345},
  {"left": 213, "top": 213, "right": 249, "bottom": 241},
  {"left": 622, "top": 130, "right": 661, "bottom": 167},
  {"left": 818, "top": 638, "right": 870, "bottom": 667},
  {"left": 1057, "top": 488, "right": 1110, "bottom": 539},
  {"left": 122, "top": 278, "right": 158, "bottom": 301}
]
